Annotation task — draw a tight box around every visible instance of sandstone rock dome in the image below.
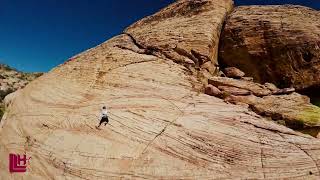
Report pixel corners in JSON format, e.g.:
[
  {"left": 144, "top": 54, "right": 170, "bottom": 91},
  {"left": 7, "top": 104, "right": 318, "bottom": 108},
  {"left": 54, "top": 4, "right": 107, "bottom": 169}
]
[{"left": 1, "top": 0, "right": 320, "bottom": 179}]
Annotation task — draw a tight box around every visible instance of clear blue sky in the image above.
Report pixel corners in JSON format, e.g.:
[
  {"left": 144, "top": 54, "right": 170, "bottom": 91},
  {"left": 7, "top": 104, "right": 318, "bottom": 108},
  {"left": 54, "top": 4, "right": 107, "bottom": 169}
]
[{"left": 0, "top": 0, "right": 319, "bottom": 72}]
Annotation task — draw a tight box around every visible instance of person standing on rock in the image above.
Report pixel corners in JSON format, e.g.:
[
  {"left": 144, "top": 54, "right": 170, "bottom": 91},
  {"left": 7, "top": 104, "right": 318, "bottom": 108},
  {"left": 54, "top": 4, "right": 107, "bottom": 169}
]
[{"left": 97, "top": 106, "right": 109, "bottom": 128}]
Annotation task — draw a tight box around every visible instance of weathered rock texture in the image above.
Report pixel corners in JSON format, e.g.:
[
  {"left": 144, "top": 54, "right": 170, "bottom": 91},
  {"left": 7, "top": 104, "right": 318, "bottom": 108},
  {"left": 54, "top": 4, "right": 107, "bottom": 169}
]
[
  {"left": 219, "top": 5, "right": 320, "bottom": 91},
  {"left": 1, "top": 1, "right": 320, "bottom": 179}
]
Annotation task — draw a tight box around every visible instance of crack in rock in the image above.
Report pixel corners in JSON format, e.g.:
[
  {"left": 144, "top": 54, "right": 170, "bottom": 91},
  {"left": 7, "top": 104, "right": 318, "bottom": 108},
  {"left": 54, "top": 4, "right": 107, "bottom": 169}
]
[{"left": 278, "top": 133, "right": 320, "bottom": 176}]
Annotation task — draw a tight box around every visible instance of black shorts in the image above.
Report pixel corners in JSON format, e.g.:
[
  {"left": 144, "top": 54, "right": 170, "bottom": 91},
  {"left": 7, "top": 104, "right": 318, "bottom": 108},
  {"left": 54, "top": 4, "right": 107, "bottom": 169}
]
[{"left": 99, "top": 116, "right": 109, "bottom": 125}]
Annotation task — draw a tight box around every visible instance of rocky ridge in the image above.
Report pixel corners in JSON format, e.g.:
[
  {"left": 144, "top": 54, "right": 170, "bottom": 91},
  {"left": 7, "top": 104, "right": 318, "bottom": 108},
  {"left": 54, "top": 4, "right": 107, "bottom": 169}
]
[{"left": 0, "top": 64, "right": 43, "bottom": 118}]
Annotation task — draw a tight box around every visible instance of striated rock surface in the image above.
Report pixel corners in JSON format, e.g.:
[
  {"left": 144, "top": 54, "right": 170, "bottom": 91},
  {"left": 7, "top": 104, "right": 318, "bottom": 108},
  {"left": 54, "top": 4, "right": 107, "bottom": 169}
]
[
  {"left": 219, "top": 5, "right": 320, "bottom": 91},
  {"left": 1, "top": 1, "right": 320, "bottom": 179}
]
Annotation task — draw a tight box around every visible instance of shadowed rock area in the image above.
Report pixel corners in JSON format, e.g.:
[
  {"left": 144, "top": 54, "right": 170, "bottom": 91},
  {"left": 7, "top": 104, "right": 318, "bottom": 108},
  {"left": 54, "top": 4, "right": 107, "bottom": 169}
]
[
  {"left": 1, "top": 1, "right": 320, "bottom": 179},
  {"left": 219, "top": 5, "right": 320, "bottom": 91}
]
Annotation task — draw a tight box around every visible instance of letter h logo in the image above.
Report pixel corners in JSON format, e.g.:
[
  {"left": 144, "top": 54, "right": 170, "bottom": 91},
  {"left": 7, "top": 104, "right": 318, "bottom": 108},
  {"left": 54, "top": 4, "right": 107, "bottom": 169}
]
[{"left": 9, "top": 153, "right": 31, "bottom": 173}]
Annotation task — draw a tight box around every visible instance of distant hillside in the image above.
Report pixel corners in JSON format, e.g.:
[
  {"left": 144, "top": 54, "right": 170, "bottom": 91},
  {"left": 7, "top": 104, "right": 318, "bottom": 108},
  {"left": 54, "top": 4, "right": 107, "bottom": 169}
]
[{"left": 0, "top": 64, "right": 43, "bottom": 117}]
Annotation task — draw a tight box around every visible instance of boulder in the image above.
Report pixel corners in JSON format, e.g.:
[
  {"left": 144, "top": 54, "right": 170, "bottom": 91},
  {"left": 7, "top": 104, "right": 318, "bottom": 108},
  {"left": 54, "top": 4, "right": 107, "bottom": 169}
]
[
  {"left": 208, "top": 77, "right": 272, "bottom": 97},
  {"left": 218, "top": 86, "right": 251, "bottom": 96},
  {"left": 204, "top": 84, "right": 221, "bottom": 97},
  {"left": 223, "top": 67, "right": 245, "bottom": 78},
  {"left": 219, "top": 5, "right": 320, "bottom": 91}
]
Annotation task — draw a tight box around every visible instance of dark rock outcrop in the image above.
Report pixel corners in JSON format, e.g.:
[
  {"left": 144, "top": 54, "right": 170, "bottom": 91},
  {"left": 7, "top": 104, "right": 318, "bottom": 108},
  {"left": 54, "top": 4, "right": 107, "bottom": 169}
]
[{"left": 219, "top": 5, "right": 320, "bottom": 91}]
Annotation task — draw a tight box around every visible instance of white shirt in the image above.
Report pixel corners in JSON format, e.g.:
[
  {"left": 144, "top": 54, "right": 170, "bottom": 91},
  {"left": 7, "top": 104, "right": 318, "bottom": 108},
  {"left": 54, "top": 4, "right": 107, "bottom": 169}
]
[{"left": 99, "top": 108, "right": 108, "bottom": 119}]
